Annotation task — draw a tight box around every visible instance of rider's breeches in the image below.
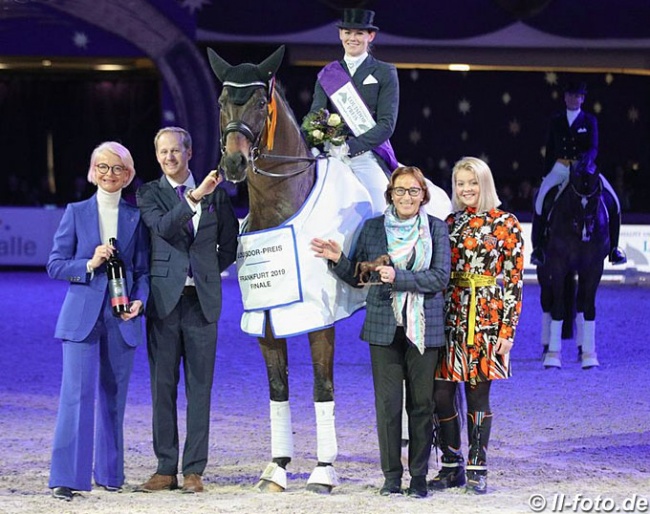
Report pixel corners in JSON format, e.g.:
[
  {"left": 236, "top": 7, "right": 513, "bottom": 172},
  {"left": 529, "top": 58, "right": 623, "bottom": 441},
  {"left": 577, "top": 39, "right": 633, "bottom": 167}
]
[
  {"left": 535, "top": 161, "right": 570, "bottom": 215},
  {"left": 350, "top": 151, "right": 389, "bottom": 216}
]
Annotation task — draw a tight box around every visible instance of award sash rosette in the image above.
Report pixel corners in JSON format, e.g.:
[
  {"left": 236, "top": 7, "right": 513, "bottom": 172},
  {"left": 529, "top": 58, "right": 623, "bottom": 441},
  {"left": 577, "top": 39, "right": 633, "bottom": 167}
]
[
  {"left": 237, "top": 226, "right": 302, "bottom": 311},
  {"left": 317, "top": 61, "right": 398, "bottom": 170}
]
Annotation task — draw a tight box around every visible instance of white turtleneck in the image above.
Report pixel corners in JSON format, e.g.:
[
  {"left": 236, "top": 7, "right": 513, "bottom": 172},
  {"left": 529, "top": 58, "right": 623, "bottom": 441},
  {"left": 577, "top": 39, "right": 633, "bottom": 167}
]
[
  {"left": 566, "top": 108, "right": 580, "bottom": 127},
  {"left": 344, "top": 52, "right": 368, "bottom": 76},
  {"left": 96, "top": 186, "right": 121, "bottom": 244}
]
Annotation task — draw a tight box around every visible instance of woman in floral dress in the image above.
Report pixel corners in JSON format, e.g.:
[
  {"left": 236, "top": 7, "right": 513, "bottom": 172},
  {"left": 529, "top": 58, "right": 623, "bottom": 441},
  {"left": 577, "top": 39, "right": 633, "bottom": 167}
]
[{"left": 430, "top": 156, "right": 524, "bottom": 495}]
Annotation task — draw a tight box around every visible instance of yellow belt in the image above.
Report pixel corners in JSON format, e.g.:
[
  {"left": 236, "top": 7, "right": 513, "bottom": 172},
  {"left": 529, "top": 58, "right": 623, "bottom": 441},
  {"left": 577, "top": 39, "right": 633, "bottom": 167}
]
[{"left": 450, "top": 272, "right": 497, "bottom": 346}]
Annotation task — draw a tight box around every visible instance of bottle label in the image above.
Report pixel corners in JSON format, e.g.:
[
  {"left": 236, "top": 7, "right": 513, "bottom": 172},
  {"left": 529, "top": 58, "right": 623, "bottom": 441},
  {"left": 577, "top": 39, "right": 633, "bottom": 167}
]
[{"left": 109, "top": 278, "right": 129, "bottom": 307}]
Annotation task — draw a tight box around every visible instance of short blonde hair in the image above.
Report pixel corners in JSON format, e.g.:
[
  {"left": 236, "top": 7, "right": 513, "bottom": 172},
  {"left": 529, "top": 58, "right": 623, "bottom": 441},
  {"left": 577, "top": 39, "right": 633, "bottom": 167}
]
[
  {"left": 154, "top": 126, "right": 192, "bottom": 151},
  {"left": 86, "top": 141, "right": 135, "bottom": 188},
  {"left": 384, "top": 166, "right": 430, "bottom": 206},
  {"left": 451, "top": 156, "right": 501, "bottom": 212}
]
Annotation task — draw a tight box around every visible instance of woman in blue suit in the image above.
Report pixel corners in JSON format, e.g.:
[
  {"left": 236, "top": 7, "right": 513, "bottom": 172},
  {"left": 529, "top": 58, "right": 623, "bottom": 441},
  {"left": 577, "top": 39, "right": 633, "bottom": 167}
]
[
  {"left": 311, "top": 166, "right": 450, "bottom": 498},
  {"left": 47, "top": 141, "right": 150, "bottom": 501}
]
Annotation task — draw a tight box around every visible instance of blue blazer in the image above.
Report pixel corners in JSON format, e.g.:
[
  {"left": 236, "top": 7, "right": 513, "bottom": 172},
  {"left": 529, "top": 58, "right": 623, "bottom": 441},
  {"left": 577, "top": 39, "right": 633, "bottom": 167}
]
[
  {"left": 331, "top": 214, "right": 450, "bottom": 347},
  {"left": 47, "top": 195, "right": 150, "bottom": 345}
]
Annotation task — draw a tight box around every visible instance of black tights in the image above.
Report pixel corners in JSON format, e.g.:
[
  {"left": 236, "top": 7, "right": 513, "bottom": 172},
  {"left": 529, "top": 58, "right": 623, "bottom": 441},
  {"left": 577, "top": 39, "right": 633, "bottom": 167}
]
[{"left": 434, "top": 380, "right": 492, "bottom": 418}]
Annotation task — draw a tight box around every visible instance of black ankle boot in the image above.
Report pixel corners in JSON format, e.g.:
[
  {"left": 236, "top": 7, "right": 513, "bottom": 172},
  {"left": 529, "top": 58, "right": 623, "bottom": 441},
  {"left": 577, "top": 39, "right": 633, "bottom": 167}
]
[
  {"left": 379, "top": 477, "right": 401, "bottom": 496},
  {"left": 428, "top": 413, "right": 465, "bottom": 490},
  {"left": 466, "top": 469, "right": 488, "bottom": 494}
]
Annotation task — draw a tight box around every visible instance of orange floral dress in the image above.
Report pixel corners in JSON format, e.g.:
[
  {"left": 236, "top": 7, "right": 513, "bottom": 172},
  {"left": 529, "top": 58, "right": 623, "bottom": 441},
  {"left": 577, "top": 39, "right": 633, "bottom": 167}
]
[{"left": 435, "top": 207, "right": 524, "bottom": 385}]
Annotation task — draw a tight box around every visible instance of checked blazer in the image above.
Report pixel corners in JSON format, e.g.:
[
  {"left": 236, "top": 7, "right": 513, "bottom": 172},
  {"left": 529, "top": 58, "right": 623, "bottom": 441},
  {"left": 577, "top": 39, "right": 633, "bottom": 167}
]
[
  {"left": 331, "top": 214, "right": 450, "bottom": 347},
  {"left": 308, "top": 55, "right": 399, "bottom": 163}
]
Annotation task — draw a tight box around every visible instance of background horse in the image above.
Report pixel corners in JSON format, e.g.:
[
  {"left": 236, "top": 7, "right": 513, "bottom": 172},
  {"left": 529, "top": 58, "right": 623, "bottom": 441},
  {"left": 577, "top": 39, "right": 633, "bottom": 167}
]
[
  {"left": 207, "top": 46, "right": 373, "bottom": 494},
  {"left": 538, "top": 157, "right": 609, "bottom": 369}
]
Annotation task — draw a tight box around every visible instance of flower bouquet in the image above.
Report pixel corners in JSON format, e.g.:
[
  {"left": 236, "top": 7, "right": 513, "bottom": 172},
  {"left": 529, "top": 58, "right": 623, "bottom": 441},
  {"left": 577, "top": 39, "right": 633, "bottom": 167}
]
[{"left": 301, "top": 108, "right": 347, "bottom": 152}]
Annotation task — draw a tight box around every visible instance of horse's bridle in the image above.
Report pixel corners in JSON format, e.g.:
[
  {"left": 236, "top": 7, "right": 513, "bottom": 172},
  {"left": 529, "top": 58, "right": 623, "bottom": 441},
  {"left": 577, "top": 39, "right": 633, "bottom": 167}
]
[{"left": 220, "top": 110, "right": 321, "bottom": 179}]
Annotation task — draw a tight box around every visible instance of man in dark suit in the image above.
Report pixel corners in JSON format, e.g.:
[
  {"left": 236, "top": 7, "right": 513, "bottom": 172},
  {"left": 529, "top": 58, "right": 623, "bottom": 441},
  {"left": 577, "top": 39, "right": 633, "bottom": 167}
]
[
  {"left": 531, "top": 81, "right": 626, "bottom": 266},
  {"left": 306, "top": 8, "right": 398, "bottom": 214},
  {"left": 136, "top": 127, "right": 239, "bottom": 493}
]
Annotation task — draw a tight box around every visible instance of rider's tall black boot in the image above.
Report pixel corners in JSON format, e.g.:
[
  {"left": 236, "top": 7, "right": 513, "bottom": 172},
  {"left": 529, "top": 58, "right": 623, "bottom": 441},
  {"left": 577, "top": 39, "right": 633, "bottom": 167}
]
[
  {"left": 530, "top": 211, "right": 546, "bottom": 266},
  {"left": 603, "top": 189, "right": 627, "bottom": 265}
]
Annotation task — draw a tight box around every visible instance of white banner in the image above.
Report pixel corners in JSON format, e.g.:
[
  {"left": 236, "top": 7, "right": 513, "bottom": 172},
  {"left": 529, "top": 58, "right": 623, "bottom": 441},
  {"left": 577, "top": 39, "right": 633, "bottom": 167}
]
[
  {"left": 237, "top": 226, "right": 302, "bottom": 311},
  {"left": 329, "top": 82, "right": 376, "bottom": 136},
  {"left": 0, "top": 207, "right": 64, "bottom": 266}
]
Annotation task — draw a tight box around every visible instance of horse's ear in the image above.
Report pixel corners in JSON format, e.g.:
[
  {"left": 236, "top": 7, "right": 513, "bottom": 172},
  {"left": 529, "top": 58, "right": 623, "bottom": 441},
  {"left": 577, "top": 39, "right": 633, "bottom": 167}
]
[
  {"left": 258, "top": 45, "right": 285, "bottom": 82},
  {"left": 207, "top": 47, "right": 231, "bottom": 83}
]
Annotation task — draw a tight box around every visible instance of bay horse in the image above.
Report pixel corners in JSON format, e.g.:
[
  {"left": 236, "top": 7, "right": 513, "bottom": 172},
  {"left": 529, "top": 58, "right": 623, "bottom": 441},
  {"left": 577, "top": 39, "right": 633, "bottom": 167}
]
[
  {"left": 207, "top": 46, "right": 373, "bottom": 493},
  {"left": 538, "top": 156, "right": 609, "bottom": 369}
]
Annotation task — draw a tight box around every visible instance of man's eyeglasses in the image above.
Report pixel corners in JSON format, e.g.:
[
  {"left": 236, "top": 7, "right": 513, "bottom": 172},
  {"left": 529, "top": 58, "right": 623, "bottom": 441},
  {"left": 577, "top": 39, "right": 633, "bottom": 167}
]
[
  {"left": 96, "top": 163, "right": 126, "bottom": 175},
  {"left": 391, "top": 187, "right": 422, "bottom": 197}
]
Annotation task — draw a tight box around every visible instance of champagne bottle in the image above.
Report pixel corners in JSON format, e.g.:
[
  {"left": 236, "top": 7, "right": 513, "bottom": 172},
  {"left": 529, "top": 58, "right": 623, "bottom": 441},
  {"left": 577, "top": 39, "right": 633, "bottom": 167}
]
[{"left": 107, "top": 237, "right": 130, "bottom": 316}]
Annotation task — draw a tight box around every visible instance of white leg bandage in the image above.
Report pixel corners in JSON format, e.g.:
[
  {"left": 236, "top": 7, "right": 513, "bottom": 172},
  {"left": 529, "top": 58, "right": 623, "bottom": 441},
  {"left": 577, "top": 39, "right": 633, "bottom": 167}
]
[
  {"left": 541, "top": 312, "right": 552, "bottom": 347},
  {"left": 270, "top": 400, "right": 293, "bottom": 459},
  {"left": 314, "top": 401, "right": 337, "bottom": 463},
  {"left": 576, "top": 312, "right": 585, "bottom": 349},
  {"left": 543, "top": 319, "right": 563, "bottom": 368}
]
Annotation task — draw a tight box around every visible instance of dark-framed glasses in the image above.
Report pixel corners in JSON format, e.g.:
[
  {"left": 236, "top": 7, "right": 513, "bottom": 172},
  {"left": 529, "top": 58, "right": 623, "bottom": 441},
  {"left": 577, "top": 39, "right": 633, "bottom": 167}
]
[
  {"left": 392, "top": 187, "right": 422, "bottom": 197},
  {"left": 96, "top": 163, "right": 126, "bottom": 175}
]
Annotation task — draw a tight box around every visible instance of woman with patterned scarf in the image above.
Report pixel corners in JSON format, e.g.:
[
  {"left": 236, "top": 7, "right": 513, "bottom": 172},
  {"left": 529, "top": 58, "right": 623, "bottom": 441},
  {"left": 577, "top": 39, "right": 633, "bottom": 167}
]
[
  {"left": 311, "top": 166, "right": 450, "bottom": 498},
  {"left": 430, "top": 157, "right": 524, "bottom": 495}
]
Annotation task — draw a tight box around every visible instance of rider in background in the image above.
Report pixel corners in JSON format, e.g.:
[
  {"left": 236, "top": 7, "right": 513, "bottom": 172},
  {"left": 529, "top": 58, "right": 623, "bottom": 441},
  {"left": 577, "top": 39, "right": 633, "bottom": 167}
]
[
  {"left": 530, "top": 81, "right": 627, "bottom": 266},
  {"left": 305, "top": 8, "right": 398, "bottom": 213}
]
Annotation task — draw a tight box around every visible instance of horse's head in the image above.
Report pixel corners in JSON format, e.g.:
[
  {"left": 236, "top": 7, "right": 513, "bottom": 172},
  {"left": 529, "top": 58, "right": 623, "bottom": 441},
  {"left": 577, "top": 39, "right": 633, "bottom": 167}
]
[
  {"left": 567, "top": 155, "right": 604, "bottom": 242},
  {"left": 207, "top": 46, "right": 285, "bottom": 183},
  {"left": 569, "top": 155, "right": 600, "bottom": 197}
]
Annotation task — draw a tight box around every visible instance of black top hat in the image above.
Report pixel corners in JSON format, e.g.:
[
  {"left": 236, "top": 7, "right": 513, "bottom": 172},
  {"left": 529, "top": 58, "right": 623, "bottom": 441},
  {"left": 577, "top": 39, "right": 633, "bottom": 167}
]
[
  {"left": 564, "top": 81, "right": 588, "bottom": 95},
  {"left": 336, "top": 9, "right": 379, "bottom": 31}
]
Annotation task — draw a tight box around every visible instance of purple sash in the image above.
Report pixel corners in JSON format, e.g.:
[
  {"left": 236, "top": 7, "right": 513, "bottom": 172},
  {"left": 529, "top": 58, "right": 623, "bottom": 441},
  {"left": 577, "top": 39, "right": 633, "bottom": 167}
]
[{"left": 318, "top": 61, "right": 398, "bottom": 171}]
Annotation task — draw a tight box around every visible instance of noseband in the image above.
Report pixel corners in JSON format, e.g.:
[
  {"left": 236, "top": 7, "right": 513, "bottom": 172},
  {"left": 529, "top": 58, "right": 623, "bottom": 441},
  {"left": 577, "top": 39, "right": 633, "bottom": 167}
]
[{"left": 219, "top": 98, "right": 319, "bottom": 179}]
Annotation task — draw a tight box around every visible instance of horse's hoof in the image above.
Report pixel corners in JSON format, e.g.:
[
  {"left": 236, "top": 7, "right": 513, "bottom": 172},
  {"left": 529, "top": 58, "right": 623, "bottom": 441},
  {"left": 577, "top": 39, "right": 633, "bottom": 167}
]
[
  {"left": 581, "top": 352, "right": 600, "bottom": 369},
  {"left": 307, "top": 465, "right": 339, "bottom": 494},
  {"left": 543, "top": 351, "right": 562, "bottom": 369},
  {"left": 305, "top": 483, "right": 333, "bottom": 495},
  {"left": 255, "top": 479, "right": 285, "bottom": 493},
  {"left": 255, "top": 462, "right": 287, "bottom": 492}
]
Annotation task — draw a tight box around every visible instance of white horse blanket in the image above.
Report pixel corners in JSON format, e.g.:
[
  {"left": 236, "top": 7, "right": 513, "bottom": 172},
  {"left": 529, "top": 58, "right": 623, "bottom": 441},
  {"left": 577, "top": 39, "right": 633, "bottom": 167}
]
[{"left": 237, "top": 157, "right": 373, "bottom": 337}]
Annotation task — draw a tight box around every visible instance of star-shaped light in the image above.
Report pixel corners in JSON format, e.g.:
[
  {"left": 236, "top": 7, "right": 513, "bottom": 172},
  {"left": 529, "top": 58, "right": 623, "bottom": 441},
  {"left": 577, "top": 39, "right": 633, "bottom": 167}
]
[
  {"left": 163, "top": 110, "right": 176, "bottom": 122},
  {"left": 409, "top": 128, "right": 421, "bottom": 145},
  {"left": 540, "top": 146, "right": 546, "bottom": 158},
  {"left": 460, "top": 130, "right": 468, "bottom": 141},
  {"left": 628, "top": 106, "right": 639, "bottom": 123},
  {"left": 422, "top": 106, "right": 431, "bottom": 119},
  {"left": 508, "top": 118, "right": 520, "bottom": 136},
  {"left": 438, "top": 158, "right": 448, "bottom": 170},
  {"left": 182, "top": 0, "right": 211, "bottom": 14},
  {"left": 502, "top": 92, "right": 511, "bottom": 105},
  {"left": 479, "top": 153, "right": 489, "bottom": 164},
  {"left": 410, "top": 70, "right": 419, "bottom": 82},
  {"left": 458, "top": 98, "right": 471, "bottom": 115},
  {"left": 593, "top": 102, "right": 602, "bottom": 114},
  {"left": 512, "top": 161, "right": 519, "bottom": 171},
  {"left": 605, "top": 73, "right": 614, "bottom": 85},
  {"left": 544, "top": 72, "right": 558, "bottom": 86},
  {"left": 73, "top": 32, "right": 89, "bottom": 49}
]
